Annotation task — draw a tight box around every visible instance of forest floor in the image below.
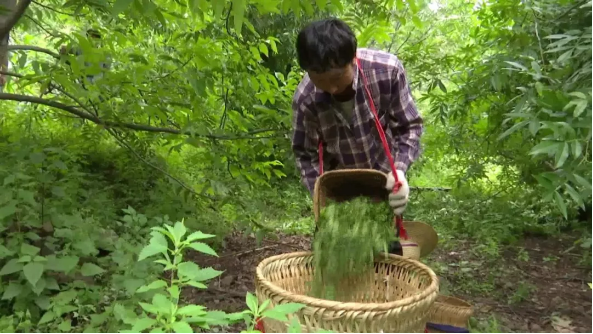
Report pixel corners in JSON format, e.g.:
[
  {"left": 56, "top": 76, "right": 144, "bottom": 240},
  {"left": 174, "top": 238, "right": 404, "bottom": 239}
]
[{"left": 184, "top": 230, "right": 592, "bottom": 333}]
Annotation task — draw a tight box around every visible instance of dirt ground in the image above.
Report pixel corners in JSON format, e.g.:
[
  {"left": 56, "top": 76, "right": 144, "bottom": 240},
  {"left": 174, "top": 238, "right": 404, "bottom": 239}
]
[{"left": 184, "top": 231, "right": 592, "bottom": 333}]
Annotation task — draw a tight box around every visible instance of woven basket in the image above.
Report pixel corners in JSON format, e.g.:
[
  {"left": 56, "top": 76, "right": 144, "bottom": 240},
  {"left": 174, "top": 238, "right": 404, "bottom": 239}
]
[
  {"left": 255, "top": 251, "right": 439, "bottom": 333},
  {"left": 427, "top": 295, "right": 473, "bottom": 332},
  {"left": 313, "top": 169, "right": 389, "bottom": 222}
]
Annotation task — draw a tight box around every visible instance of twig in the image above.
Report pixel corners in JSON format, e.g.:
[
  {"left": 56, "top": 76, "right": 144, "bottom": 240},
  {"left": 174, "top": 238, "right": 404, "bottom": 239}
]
[
  {"left": 7, "top": 45, "right": 59, "bottom": 58},
  {"left": 24, "top": 14, "right": 60, "bottom": 38},
  {"left": 32, "top": 0, "right": 79, "bottom": 16},
  {"left": 394, "top": 27, "right": 415, "bottom": 54},
  {"left": 530, "top": 7, "right": 545, "bottom": 64},
  {"left": 218, "top": 245, "right": 277, "bottom": 259}
]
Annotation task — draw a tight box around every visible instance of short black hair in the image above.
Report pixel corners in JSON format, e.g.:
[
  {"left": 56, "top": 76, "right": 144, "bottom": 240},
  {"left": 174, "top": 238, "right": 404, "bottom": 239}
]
[{"left": 296, "top": 18, "right": 357, "bottom": 73}]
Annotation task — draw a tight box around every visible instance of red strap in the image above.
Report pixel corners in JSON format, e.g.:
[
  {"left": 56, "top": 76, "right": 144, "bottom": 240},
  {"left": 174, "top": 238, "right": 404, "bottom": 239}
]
[
  {"left": 317, "top": 58, "right": 408, "bottom": 239},
  {"left": 255, "top": 317, "right": 265, "bottom": 332}
]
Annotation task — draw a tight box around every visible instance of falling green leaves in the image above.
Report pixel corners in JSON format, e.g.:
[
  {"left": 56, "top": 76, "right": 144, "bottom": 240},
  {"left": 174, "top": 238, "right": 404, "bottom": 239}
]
[{"left": 312, "top": 198, "right": 395, "bottom": 300}]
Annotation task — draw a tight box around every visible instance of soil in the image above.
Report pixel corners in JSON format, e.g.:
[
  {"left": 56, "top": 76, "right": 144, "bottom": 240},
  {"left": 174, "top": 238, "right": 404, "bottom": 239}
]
[{"left": 183, "top": 231, "right": 592, "bottom": 333}]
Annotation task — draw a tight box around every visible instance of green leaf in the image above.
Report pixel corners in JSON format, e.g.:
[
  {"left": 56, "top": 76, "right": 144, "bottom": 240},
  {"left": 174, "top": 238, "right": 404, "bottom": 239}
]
[
  {"left": 45, "top": 277, "right": 60, "bottom": 290},
  {"left": 171, "top": 321, "right": 193, "bottom": 333},
  {"left": 554, "top": 191, "right": 567, "bottom": 219},
  {"left": 168, "top": 284, "right": 180, "bottom": 300},
  {"left": 177, "top": 262, "right": 201, "bottom": 280},
  {"left": 131, "top": 317, "right": 157, "bottom": 332},
  {"left": 212, "top": 0, "right": 225, "bottom": 17},
  {"left": 555, "top": 142, "right": 569, "bottom": 168},
  {"left": 288, "top": 317, "right": 302, "bottom": 333},
  {"left": 137, "top": 280, "right": 168, "bottom": 293},
  {"left": 504, "top": 61, "right": 527, "bottom": 71},
  {"left": 232, "top": 0, "right": 245, "bottom": 34},
  {"left": 80, "top": 263, "right": 105, "bottom": 276},
  {"left": 151, "top": 293, "right": 171, "bottom": 314},
  {"left": 258, "top": 43, "right": 269, "bottom": 57},
  {"left": 17, "top": 255, "right": 31, "bottom": 263},
  {"left": 1, "top": 282, "right": 22, "bottom": 300},
  {"left": 21, "top": 243, "right": 40, "bottom": 256},
  {"left": 568, "top": 92, "right": 587, "bottom": 100},
  {"left": 38, "top": 311, "right": 55, "bottom": 325},
  {"left": 23, "top": 262, "right": 44, "bottom": 286},
  {"left": 46, "top": 256, "right": 79, "bottom": 273},
  {"left": 261, "top": 309, "right": 288, "bottom": 321},
  {"left": 528, "top": 120, "right": 539, "bottom": 136},
  {"left": 185, "top": 231, "right": 215, "bottom": 242},
  {"left": 497, "top": 120, "right": 528, "bottom": 140},
  {"left": 267, "top": 303, "right": 306, "bottom": 315},
  {"left": 177, "top": 305, "right": 207, "bottom": 316},
  {"left": 58, "top": 319, "right": 71, "bottom": 332},
  {"left": 564, "top": 184, "right": 584, "bottom": 208},
  {"left": 557, "top": 49, "right": 572, "bottom": 63},
  {"left": 573, "top": 174, "right": 592, "bottom": 190},
  {"left": 173, "top": 221, "right": 187, "bottom": 243},
  {"left": 194, "top": 267, "right": 223, "bottom": 282},
  {"left": 112, "top": 0, "right": 134, "bottom": 14},
  {"left": 187, "top": 242, "right": 218, "bottom": 257},
  {"left": 258, "top": 299, "right": 271, "bottom": 314},
  {"left": 138, "top": 242, "right": 168, "bottom": 261},
  {"left": 571, "top": 141, "right": 583, "bottom": 158},
  {"left": 412, "top": 16, "right": 422, "bottom": 29},
  {"left": 529, "top": 141, "right": 560, "bottom": 156},
  {"left": 0, "top": 202, "right": 17, "bottom": 220},
  {"left": 0, "top": 244, "right": 13, "bottom": 259},
  {"left": 246, "top": 292, "right": 258, "bottom": 313},
  {"left": 0, "top": 259, "right": 23, "bottom": 276},
  {"left": 573, "top": 100, "right": 587, "bottom": 117},
  {"left": 316, "top": 0, "right": 326, "bottom": 10},
  {"left": 186, "top": 281, "right": 207, "bottom": 289}
]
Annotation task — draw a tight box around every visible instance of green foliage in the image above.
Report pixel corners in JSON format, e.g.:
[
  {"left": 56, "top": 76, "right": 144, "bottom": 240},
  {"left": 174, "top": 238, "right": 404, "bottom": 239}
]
[{"left": 311, "top": 198, "right": 394, "bottom": 301}]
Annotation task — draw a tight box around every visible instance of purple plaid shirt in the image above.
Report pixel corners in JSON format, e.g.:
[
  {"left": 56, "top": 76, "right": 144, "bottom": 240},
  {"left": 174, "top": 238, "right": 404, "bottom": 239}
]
[{"left": 291, "top": 48, "right": 424, "bottom": 195}]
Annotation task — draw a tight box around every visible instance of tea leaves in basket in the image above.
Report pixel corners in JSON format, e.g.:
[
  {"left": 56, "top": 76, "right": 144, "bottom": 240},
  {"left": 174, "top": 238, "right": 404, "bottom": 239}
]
[{"left": 311, "top": 197, "right": 396, "bottom": 301}]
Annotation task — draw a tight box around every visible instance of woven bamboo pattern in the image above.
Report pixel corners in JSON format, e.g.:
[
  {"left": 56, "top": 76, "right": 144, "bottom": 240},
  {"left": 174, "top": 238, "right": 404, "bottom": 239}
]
[
  {"left": 313, "top": 169, "right": 389, "bottom": 222},
  {"left": 428, "top": 295, "right": 473, "bottom": 330},
  {"left": 255, "top": 251, "right": 439, "bottom": 333},
  {"left": 401, "top": 221, "right": 439, "bottom": 259}
]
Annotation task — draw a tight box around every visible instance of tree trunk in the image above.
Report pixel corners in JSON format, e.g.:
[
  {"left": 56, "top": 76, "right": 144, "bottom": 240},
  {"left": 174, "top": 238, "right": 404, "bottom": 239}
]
[{"left": 0, "top": 0, "right": 17, "bottom": 92}]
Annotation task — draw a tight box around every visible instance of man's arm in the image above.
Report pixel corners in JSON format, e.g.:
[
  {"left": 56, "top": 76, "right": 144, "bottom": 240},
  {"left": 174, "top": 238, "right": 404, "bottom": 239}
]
[
  {"left": 291, "top": 98, "right": 321, "bottom": 196},
  {"left": 388, "top": 61, "right": 423, "bottom": 172}
]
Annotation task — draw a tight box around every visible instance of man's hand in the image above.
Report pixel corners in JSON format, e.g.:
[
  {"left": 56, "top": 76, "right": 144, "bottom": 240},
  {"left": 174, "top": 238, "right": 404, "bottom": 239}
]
[{"left": 385, "top": 170, "right": 409, "bottom": 215}]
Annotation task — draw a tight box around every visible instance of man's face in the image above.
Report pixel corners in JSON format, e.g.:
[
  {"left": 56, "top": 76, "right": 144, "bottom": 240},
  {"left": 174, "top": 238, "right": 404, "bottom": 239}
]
[{"left": 307, "top": 61, "right": 355, "bottom": 96}]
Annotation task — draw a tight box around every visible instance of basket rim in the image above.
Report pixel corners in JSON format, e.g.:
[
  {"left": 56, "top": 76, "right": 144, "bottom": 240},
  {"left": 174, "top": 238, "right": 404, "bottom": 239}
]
[{"left": 255, "top": 251, "right": 439, "bottom": 312}]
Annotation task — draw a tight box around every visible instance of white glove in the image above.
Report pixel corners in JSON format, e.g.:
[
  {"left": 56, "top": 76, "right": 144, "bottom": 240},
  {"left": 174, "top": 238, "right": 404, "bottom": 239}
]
[{"left": 385, "top": 170, "right": 409, "bottom": 215}]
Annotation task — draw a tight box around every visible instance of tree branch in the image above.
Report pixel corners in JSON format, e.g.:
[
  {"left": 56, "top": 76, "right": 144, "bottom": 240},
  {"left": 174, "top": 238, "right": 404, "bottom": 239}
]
[
  {"left": 0, "top": 92, "right": 283, "bottom": 140},
  {"left": 32, "top": 0, "right": 79, "bottom": 16},
  {"left": 7, "top": 45, "right": 59, "bottom": 58},
  {"left": 0, "top": 0, "right": 33, "bottom": 40}
]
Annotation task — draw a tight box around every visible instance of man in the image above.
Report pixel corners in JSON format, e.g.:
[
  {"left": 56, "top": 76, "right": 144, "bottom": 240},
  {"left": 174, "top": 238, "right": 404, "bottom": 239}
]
[
  {"left": 291, "top": 18, "right": 423, "bottom": 221},
  {"left": 60, "top": 28, "right": 111, "bottom": 86}
]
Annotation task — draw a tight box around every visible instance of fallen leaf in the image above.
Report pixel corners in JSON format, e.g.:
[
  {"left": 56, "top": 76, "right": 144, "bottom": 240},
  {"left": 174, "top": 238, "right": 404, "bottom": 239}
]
[{"left": 552, "top": 316, "right": 575, "bottom": 333}]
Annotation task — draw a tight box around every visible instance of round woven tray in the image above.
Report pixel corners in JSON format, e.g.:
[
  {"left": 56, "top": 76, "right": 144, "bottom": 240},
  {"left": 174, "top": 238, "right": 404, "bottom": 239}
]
[
  {"left": 255, "top": 251, "right": 439, "bottom": 333},
  {"left": 427, "top": 295, "right": 473, "bottom": 332}
]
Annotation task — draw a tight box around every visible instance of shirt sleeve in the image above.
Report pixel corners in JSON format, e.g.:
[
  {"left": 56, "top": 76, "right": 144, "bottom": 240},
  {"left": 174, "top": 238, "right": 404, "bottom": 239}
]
[
  {"left": 291, "top": 97, "right": 321, "bottom": 196},
  {"left": 388, "top": 61, "right": 424, "bottom": 172}
]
